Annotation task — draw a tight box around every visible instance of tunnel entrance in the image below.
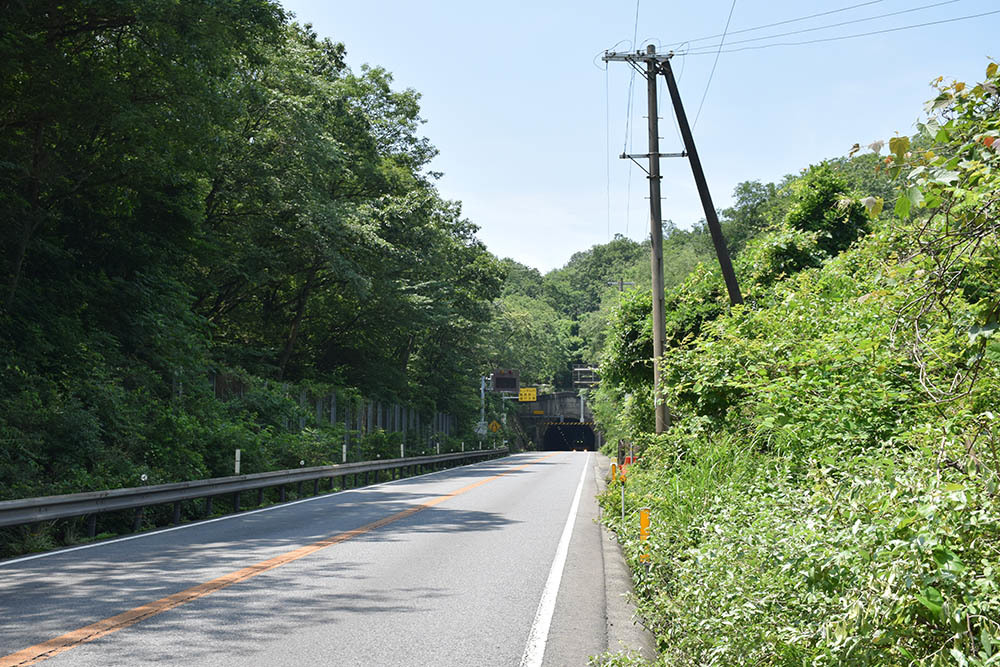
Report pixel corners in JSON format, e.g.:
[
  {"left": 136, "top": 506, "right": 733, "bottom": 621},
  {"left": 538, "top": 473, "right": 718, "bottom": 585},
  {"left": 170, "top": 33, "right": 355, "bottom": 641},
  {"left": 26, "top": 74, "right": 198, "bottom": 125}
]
[{"left": 542, "top": 423, "right": 596, "bottom": 451}]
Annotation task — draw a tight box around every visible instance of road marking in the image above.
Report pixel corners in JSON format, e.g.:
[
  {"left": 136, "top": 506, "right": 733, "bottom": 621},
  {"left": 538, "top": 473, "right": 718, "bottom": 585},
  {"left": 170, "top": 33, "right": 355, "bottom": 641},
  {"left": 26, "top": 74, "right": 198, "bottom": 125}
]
[
  {"left": 0, "top": 453, "right": 559, "bottom": 667},
  {"left": 0, "top": 454, "right": 514, "bottom": 568},
  {"left": 519, "top": 452, "right": 591, "bottom": 667}
]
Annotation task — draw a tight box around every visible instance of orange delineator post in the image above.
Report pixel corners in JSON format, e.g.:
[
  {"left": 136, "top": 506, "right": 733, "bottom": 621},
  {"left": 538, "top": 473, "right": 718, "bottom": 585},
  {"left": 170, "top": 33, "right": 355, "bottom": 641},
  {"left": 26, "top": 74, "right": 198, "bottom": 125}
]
[{"left": 639, "top": 507, "right": 651, "bottom": 563}]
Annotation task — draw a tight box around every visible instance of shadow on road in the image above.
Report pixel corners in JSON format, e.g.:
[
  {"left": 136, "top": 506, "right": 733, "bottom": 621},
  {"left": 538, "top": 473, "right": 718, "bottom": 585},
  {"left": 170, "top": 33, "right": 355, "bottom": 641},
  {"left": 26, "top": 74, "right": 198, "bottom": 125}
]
[{"left": 0, "top": 466, "right": 535, "bottom": 657}]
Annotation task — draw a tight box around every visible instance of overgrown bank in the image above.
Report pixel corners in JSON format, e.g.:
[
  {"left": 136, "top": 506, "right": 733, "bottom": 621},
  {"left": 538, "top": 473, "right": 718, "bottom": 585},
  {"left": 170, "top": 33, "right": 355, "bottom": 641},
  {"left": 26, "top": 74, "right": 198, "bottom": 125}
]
[
  {"left": 0, "top": 2, "right": 504, "bottom": 554},
  {"left": 595, "top": 65, "right": 1000, "bottom": 665}
]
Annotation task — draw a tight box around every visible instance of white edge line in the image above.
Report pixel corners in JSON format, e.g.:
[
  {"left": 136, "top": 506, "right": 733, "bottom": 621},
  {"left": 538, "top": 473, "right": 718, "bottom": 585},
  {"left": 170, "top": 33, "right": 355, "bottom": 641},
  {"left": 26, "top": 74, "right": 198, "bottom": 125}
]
[
  {"left": 520, "top": 452, "right": 591, "bottom": 667},
  {"left": 0, "top": 453, "right": 518, "bottom": 568}
]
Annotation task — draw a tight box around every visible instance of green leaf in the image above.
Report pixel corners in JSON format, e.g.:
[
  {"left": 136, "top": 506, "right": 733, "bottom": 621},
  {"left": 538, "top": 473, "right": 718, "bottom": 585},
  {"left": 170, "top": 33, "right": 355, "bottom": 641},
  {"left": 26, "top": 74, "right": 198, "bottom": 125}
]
[
  {"left": 894, "top": 512, "right": 919, "bottom": 532},
  {"left": 916, "top": 586, "right": 944, "bottom": 618},
  {"left": 906, "top": 185, "right": 925, "bottom": 208},
  {"left": 933, "top": 170, "right": 960, "bottom": 185},
  {"left": 969, "top": 322, "right": 998, "bottom": 344},
  {"left": 894, "top": 195, "right": 912, "bottom": 219},
  {"left": 933, "top": 546, "right": 966, "bottom": 573},
  {"left": 889, "top": 136, "right": 910, "bottom": 158}
]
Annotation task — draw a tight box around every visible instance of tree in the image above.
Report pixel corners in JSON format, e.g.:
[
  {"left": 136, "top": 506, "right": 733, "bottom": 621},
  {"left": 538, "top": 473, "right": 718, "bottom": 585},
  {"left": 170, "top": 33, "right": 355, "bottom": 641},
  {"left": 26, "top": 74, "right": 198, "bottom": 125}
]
[
  {"left": 0, "top": 0, "right": 285, "bottom": 312},
  {"left": 719, "top": 180, "right": 780, "bottom": 252},
  {"left": 484, "top": 294, "right": 570, "bottom": 386},
  {"left": 785, "top": 163, "right": 869, "bottom": 256},
  {"left": 875, "top": 63, "right": 1000, "bottom": 404},
  {"left": 0, "top": 4, "right": 506, "bottom": 509}
]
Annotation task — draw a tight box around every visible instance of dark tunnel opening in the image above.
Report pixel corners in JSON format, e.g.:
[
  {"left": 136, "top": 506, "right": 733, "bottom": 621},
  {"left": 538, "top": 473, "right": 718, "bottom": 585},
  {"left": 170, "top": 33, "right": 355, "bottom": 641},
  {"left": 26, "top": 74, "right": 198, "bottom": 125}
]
[{"left": 542, "top": 423, "right": 596, "bottom": 451}]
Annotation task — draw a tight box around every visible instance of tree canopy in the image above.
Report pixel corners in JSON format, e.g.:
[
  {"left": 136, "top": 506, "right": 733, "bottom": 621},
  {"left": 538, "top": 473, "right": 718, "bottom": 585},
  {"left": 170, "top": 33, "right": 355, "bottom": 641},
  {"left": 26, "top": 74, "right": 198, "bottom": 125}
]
[{"left": 0, "top": 2, "right": 503, "bottom": 519}]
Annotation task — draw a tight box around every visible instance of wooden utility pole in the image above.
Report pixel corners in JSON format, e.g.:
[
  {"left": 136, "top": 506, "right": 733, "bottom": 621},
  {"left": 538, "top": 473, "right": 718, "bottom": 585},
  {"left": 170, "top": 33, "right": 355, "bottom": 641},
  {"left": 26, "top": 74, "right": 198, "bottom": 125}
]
[
  {"left": 604, "top": 45, "right": 744, "bottom": 433},
  {"left": 644, "top": 45, "right": 669, "bottom": 434},
  {"left": 607, "top": 277, "right": 636, "bottom": 291}
]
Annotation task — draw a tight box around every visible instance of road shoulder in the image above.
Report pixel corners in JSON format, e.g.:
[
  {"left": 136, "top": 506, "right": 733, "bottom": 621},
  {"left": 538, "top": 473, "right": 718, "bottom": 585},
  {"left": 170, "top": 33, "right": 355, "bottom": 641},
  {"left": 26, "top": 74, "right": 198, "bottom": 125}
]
[{"left": 593, "top": 453, "right": 657, "bottom": 662}]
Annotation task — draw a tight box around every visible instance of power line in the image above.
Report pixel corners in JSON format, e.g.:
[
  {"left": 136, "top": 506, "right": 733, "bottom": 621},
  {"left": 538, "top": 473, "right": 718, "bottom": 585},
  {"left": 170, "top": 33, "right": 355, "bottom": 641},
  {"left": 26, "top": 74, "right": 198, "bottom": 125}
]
[
  {"left": 622, "top": 0, "right": 641, "bottom": 153},
  {"left": 664, "top": 0, "right": 887, "bottom": 47},
  {"left": 606, "top": 66, "right": 611, "bottom": 241},
  {"left": 623, "top": 69, "right": 636, "bottom": 152},
  {"left": 622, "top": 0, "right": 641, "bottom": 238},
  {"left": 678, "top": 8, "right": 1000, "bottom": 56},
  {"left": 667, "top": 42, "right": 687, "bottom": 145},
  {"left": 693, "top": 0, "right": 737, "bottom": 128},
  {"left": 683, "top": 0, "right": 963, "bottom": 54},
  {"left": 631, "top": 0, "right": 641, "bottom": 49},
  {"left": 625, "top": 76, "right": 636, "bottom": 237}
]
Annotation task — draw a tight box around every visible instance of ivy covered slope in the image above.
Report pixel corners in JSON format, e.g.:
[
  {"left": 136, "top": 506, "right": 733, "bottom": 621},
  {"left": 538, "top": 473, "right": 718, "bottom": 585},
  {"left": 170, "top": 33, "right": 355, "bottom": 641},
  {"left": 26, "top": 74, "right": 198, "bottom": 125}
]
[
  {"left": 0, "top": 0, "right": 503, "bottom": 525},
  {"left": 596, "top": 65, "right": 999, "bottom": 666}
]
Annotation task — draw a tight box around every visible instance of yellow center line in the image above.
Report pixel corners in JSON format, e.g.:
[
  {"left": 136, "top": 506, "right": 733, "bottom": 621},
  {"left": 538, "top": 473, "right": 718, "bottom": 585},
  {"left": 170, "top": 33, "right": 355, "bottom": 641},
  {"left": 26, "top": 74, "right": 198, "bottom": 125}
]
[{"left": 1, "top": 453, "right": 561, "bottom": 667}]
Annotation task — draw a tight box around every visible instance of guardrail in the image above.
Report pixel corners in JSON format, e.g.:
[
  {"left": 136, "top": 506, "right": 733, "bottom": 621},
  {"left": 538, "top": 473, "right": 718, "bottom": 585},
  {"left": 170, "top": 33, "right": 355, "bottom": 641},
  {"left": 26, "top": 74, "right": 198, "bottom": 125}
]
[{"left": 0, "top": 448, "right": 508, "bottom": 535}]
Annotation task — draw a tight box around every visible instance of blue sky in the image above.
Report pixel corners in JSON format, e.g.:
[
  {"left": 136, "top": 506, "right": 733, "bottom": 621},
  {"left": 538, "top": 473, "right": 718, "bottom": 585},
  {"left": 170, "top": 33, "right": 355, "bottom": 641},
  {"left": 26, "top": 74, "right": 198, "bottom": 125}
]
[{"left": 279, "top": 1, "right": 997, "bottom": 272}]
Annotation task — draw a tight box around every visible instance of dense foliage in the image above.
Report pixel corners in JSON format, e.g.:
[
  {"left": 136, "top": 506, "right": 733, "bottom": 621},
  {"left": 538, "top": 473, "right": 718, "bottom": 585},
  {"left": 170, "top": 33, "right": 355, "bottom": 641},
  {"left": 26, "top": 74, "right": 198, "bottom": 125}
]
[
  {"left": 491, "top": 220, "right": 749, "bottom": 391},
  {"left": 0, "top": 0, "right": 503, "bottom": 544},
  {"left": 596, "top": 64, "right": 1000, "bottom": 665}
]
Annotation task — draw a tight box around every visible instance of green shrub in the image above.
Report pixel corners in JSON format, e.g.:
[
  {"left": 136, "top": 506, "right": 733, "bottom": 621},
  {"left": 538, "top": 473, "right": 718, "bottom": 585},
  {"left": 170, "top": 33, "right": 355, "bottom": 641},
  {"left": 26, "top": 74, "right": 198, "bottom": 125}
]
[{"left": 598, "top": 63, "right": 1000, "bottom": 666}]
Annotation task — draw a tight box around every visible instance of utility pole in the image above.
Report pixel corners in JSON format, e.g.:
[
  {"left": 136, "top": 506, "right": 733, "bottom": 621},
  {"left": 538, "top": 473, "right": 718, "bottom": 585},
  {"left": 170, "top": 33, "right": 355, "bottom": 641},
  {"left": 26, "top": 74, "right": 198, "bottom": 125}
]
[
  {"left": 644, "top": 45, "right": 669, "bottom": 435},
  {"left": 479, "top": 375, "right": 486, "bottom": 427},
  {"left": 660, "top": 58, "right": 743, "bottom": 306},
  {"left": 607, "top": 277, "right": 636, "bottom": 292},
  {"left": 604, "top": 45, "right": 744, "bottom": 434}
]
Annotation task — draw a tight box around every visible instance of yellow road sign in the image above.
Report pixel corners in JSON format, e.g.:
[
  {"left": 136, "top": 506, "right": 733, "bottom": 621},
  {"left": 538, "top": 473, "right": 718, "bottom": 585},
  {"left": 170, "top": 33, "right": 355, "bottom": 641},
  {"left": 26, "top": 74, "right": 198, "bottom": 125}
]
[
  {"left": 518, "top": 387, "right": 537, "bottom": 402},
  {"left": 488, "top": 420, "right": 501, "bottom": 433}
]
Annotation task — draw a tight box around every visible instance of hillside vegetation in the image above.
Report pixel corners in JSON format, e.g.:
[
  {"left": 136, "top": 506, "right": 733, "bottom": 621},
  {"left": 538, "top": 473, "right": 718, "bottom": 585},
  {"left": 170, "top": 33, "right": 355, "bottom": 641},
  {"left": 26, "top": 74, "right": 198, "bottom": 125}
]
[
  {"left": 594, "top": 66, "right": 1000, "bottom": 665},
  {"left": 0, "top": 1, "right": 503, "bottom": 552},
  {"left": 489, "top": 186, "right": 794, "bottom": 391}
]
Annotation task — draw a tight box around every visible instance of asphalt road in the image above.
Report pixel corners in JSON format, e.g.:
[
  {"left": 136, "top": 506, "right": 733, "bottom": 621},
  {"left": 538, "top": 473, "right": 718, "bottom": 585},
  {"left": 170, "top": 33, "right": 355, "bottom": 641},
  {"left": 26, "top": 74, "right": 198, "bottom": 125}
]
[{"left": 0, "top": 452, "right": 612, "bottom": 666}]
